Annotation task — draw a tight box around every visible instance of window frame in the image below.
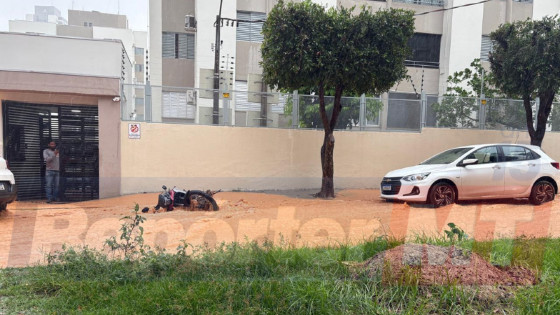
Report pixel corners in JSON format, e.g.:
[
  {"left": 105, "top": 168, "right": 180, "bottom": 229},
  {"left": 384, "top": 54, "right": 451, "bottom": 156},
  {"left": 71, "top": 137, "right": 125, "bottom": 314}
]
[
  {"left": 236, "top": 11, "right": 266, "bottom": 43},
  {"left": 405, "top": 33, "right": 441, "bottom": 68},
  {"left": 162, "top": 32, "right": 195, "bottom": 60},
  {"left": 499, "top": 145, "right": 540, "bottom": 162},
  {"left": 464, "top": 146, "right": 500, "bottom": 165}
]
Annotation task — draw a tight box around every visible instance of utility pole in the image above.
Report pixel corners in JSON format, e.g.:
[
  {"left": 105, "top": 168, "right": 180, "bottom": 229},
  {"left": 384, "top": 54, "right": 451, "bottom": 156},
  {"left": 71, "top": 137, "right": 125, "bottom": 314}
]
[{"left": 213, "top": 0, "right": 224, "bottom": 125}]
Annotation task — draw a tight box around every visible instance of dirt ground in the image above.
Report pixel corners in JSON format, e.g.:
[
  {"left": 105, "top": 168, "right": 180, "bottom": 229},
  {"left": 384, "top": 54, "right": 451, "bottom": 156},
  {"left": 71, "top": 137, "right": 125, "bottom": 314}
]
[
  {"left": 0, "top": 189, "right": 559, "bottom": 268},
  {"left": 359, "top": 244, "right": 537, "bottom": 286}
]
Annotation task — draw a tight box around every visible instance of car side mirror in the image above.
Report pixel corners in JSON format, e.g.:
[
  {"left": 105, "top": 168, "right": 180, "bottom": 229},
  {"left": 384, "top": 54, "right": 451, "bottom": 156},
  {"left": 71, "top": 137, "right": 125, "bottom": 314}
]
[{"left": 459, "top": 158, "right": 479, "bottom": 167}]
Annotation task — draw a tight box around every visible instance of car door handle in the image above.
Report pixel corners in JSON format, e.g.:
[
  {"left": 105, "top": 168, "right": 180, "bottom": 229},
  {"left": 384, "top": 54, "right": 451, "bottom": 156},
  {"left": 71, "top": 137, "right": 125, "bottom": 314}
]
[
  {"left": 528, "top": 163, "right": 536, "bottom": 167},
  {"left": 492, "top": 165, "right": 501, "bottom": 170}
]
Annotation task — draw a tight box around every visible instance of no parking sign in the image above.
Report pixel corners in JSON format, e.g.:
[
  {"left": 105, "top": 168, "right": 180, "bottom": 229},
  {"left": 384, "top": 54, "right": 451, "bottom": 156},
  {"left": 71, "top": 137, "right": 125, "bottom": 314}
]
[{"left": 128, "top": 123, "right": 141, "bottom": 139}]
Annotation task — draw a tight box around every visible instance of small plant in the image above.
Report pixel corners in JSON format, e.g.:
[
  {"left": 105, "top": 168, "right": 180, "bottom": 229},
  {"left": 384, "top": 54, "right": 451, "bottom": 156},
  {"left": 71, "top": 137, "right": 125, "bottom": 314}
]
[
  {"left": 444, "top": 223, "right": 468, "bottom": 243},
  {"left": 105, "top": 204, "right": 148, "bottom": 260},
  {"left": 176, "top": 240, "right": 190, "bottom": 257}
]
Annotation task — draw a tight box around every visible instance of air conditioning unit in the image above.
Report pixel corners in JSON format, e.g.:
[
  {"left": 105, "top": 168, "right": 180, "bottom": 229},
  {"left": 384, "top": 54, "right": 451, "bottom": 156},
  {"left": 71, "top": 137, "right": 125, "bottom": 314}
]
[
  {"left": 186, "top": 90, "right": 197, "bottom": 105},
  {"left": 185, "top": 15, "right": 197, "bottom": 30}
]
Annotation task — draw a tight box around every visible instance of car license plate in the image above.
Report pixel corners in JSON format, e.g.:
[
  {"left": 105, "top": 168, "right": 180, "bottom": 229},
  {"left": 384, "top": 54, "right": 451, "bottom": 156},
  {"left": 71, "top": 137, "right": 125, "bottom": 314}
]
[
  {"left": 0, "top": 184, "right": 4, "bottom": 191},
  {"left": 382, "top": 184, "right": 392, "bottom": 191}
]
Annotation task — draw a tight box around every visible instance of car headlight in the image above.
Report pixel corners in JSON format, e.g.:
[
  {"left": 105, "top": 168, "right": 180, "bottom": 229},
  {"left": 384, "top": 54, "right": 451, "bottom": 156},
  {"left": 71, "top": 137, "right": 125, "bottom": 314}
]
[{"left": 402, "top": 173, "right": 430, "bottom": 182}]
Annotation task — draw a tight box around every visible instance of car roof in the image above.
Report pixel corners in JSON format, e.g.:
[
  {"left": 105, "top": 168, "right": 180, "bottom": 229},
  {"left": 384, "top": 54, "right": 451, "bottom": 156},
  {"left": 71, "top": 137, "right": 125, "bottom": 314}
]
[{"left": 456, "top": 143, "right": 540, "bottom": 150}]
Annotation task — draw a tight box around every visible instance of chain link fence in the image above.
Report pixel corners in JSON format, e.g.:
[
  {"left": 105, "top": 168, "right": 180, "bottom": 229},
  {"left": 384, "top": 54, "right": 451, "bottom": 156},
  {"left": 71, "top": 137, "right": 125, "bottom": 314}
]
[{"left": 121, "top": 84, "right": 560, "bottom": 133}]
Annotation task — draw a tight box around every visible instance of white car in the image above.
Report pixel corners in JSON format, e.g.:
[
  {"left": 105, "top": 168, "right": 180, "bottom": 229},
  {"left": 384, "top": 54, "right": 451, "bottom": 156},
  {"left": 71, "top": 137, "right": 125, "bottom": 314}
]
[
  {"left": 380, "top": 144, "right": 560, "bottom": 207},
  {"left": 0, "top": 157, "right": 16, "bottom": 211}
]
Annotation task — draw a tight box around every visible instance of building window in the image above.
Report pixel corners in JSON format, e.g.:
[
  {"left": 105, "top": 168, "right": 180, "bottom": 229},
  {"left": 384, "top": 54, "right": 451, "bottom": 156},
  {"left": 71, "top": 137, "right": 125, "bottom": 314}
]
[
  {"left": 236, "top": 11, "right": 266, "bottom": 43},
  {"left": 480, "top": 35, "right": 493, "bottom": 62},
  {"left": 135, "top": 47, "right": 144, "bottom": 56},
  {"left": 162, "top": 33, "right": 195, "bottom": 59},
  {"left": 162, "top": 91, "right": 196, "bottom": 119},
  {"left": 405, "top": 33, "right": 441, "bottom": 68},
  {"left": 235, "top": 81, "right": 261, "bottom": 111},
  {"left": 135, "top": 64, "right": 144, "bottom": 72}
]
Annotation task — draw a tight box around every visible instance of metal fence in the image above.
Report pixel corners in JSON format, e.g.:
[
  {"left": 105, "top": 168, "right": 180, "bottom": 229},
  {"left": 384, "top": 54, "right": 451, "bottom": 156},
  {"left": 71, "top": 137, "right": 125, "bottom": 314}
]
[
  {"left": 121, "top": 84, "right": 560, "bottom": 132},
  {"left": 392, "top": 0, "right": 445, "bottom": 6}
]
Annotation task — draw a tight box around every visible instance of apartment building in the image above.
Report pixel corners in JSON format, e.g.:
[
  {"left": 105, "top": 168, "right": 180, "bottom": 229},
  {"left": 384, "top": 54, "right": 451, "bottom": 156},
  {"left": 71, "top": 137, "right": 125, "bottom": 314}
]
[
  {"left": 26, "top": 5, "right": 67, "bottom": 25},
  {"left": 147, "top": 0, "right": 559, "bottom": 127},
  {"left": 9, "top": 8, "right": 147, "bottom": 83},
  {"left": 9, "top": 7, "right": 149, "bottom": 119}
]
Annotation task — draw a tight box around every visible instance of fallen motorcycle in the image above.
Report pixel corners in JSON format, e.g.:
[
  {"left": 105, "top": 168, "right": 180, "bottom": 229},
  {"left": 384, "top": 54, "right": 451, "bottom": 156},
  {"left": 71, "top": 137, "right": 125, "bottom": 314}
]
[{"left": 154, "top": 185, "right": 219, "bottom": 211}]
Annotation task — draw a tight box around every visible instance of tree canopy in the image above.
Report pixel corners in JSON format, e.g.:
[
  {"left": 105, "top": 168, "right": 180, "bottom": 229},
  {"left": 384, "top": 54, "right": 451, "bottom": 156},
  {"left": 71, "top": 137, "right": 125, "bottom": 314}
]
[
  {"left": 261, "top": 1, "right": 414, "bottom": 98},
  {"left": 261, "top": 0, "right": 414, "bottom": 197},
  {"left": 490, "top": 16, "right": 560, "bottom": 146}
]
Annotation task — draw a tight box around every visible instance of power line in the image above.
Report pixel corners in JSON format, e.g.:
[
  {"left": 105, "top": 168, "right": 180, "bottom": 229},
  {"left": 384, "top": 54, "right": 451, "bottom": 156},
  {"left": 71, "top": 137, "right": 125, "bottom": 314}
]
[{"left": 414, "top": 0, "right": 492, "bottom": 17}]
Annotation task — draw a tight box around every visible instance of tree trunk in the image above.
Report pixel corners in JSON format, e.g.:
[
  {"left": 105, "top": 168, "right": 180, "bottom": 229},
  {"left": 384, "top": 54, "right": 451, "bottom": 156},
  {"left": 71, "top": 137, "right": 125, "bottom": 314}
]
[
  {"left": 316, "top": 84, "right": 343, "bottom": 198},
  {"left": 532, "top": 92, "right": 555, "bottom": 147},
  {"left": 523, "top": 96, "right": 538, "bottom": 146},
  {"left": 317, "top": 132, "right": 335, "bottom": 198}
]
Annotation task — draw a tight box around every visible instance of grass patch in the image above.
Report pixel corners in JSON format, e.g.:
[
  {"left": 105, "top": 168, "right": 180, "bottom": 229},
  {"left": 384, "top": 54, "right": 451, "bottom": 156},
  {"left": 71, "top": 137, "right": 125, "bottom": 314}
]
[{"left": 1, "top": 212, "right": 559, "bottom": 314}]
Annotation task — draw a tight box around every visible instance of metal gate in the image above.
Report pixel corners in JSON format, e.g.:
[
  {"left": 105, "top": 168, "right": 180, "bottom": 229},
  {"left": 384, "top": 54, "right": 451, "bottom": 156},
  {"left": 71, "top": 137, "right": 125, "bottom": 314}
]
[{"left": 3, "top": 101, "right": 99, "bottom": 201}]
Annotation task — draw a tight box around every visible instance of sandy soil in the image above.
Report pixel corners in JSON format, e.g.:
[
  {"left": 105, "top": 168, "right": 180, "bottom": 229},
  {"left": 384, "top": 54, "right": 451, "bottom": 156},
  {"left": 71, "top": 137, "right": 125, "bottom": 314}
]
[
  {"left": 0, "top": 189, "right": 559, "bottom": 268},
  {"left": 360, "top": 244, "right": 537, "bottom": 285}
]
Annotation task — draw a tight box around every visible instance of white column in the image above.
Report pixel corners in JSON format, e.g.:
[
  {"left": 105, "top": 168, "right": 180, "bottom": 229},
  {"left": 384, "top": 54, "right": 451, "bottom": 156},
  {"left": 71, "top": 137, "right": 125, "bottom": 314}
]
[
  {"left": 148, "top": 0, "right": 163, "bottom": 122},
  {"left": 439, "top": 0, "right": 484, "bottom": 96}
]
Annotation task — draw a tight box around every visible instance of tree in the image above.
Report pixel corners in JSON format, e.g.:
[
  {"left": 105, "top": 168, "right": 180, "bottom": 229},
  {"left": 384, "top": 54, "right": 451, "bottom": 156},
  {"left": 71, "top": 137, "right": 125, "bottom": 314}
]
[
  {"left": 261, "top": 0, "right": 414, "bottom": 198},
  {"left": 431, "top": 59, "right": 526, "bottom": 129},
  {"left": 490, "top": 16, "right": 560, "bottom": 146}
]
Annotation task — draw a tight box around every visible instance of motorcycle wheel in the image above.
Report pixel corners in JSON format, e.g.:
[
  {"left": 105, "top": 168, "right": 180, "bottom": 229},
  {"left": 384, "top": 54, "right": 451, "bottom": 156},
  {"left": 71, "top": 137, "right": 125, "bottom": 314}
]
[{"left": 188, "top": 190, "right": 219, "bottom": 211}]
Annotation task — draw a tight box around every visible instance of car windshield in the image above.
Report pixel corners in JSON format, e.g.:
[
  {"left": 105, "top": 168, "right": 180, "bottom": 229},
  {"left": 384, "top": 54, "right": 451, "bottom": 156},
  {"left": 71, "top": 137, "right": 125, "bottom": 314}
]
[{"left": 420, "top": 147, "right": 473, "bottom": 165}]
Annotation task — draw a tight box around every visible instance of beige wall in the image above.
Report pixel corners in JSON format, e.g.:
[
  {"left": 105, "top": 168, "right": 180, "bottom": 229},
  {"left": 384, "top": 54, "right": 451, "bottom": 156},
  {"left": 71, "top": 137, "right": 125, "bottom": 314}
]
[
  {"left": 235, "top": 41, "right": 262, "bottom": 80},
  {"left": 0, "top": 71, "right": 119, "bottom": 97},
  {"left": 0, "top": 91, "right": 98, "bottom": 108},
  {"left": 338, "top": 0, "right": 386, "bottom": 11},
  {"left": 68, "top": 10, "right": 128, "bottom": 29},
  {"left": 119, "top": 124, "right": 560, "bottom": 194},
  {"left": 237, "top": 0, "right": 277, "bottom": 13},
  {"left": 511, "top": 1, "right": 533, "bottom": 22},
  {"left": 162, "top": 59, "right": 195, "bottom": 87},
  {"left": 98, "top": 98, "right": 122, "bottom": 198},
  {"left": 483, "top": 0, "right": 533, "bottom": 35},
  {"left": 482, "top": 0, "right": 508, "bottom": 35},
  {"left": 162, "top": 0, "right": 195, "bottom": 33},
  {"left": 392, "top": 2, "right": 443, "bottom": 34},
  {"left": 56, "top": 25, "right": 94, "bottom": 38}
]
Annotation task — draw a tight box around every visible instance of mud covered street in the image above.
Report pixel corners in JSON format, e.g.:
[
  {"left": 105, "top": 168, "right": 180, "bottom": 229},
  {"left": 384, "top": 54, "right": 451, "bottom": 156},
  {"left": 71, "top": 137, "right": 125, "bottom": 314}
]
[{"left": 1, "top": 189, "right": 558, "bottom": 268}]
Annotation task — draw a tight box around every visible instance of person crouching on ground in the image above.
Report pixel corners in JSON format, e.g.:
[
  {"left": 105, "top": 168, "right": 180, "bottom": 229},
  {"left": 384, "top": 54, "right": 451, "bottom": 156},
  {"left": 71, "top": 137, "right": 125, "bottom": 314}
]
[{"left": 43, "top": 141, "right": 60, "bottom": 203}]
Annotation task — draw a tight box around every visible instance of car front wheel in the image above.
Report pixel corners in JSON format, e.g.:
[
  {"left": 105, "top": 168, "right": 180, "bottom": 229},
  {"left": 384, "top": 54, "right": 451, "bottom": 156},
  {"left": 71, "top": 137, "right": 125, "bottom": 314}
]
[
  {"left": 530, "top": 180, "right": 555, "bottom": 205},
  {"left": 429, "top": 182, "right": 456, "bottom": 208}
]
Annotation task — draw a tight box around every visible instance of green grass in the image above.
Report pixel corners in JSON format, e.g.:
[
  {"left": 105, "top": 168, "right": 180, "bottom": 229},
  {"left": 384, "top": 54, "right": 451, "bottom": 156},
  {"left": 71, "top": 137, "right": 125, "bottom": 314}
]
[
  {"left": 1, "top": 238, "right": 559, "bottom": 314},
  {"left": 1, "top": 214, "right": 560, "bottom": 314}
]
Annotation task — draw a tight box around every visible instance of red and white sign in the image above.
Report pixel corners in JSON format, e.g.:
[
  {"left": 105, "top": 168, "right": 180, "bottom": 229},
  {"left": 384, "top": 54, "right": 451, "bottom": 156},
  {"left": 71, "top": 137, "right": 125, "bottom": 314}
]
[{"left": 128, "top": 123, "right": 141, "bottom": 139}]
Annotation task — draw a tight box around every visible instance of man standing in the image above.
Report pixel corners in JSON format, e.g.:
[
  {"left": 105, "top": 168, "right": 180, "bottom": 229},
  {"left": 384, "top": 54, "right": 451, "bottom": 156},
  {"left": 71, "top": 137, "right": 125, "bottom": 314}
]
[{"left": 43, "top": 141, "right": 59, "bottom": 203}]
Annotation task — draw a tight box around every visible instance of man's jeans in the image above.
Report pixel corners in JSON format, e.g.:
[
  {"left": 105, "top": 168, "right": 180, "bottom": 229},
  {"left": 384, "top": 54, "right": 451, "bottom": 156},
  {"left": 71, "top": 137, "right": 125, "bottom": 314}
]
[{"left": 45, "top": 170, "right": 60, "bottom": 201}]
